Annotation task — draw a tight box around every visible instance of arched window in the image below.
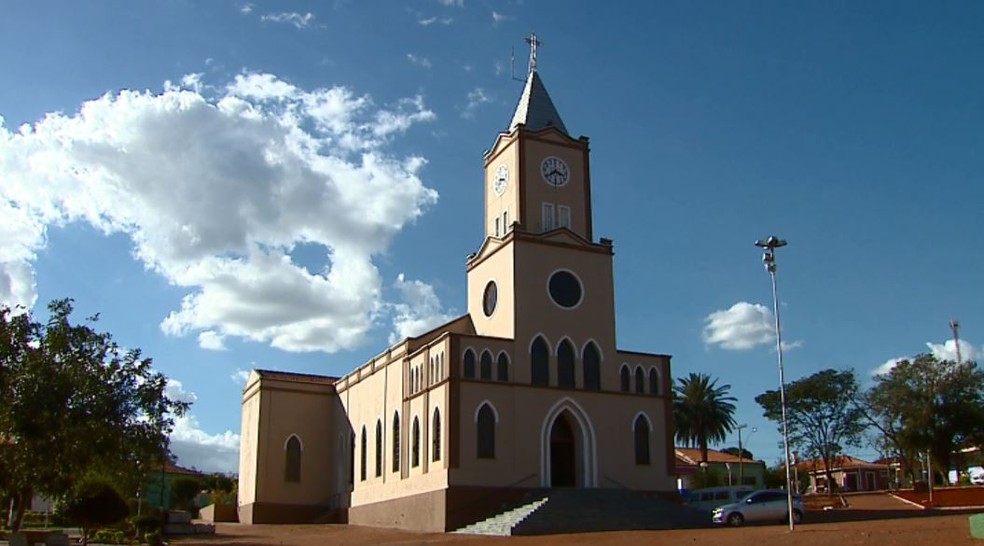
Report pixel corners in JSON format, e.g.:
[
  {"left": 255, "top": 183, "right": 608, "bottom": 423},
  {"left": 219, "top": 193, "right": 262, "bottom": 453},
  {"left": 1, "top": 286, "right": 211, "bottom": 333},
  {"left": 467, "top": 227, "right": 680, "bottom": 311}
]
[
  {"left": 374, "top": 420, "right": 383, "bottom": 477},
  {"left": 412, "top": 417, "right": 421, "bottom": 467},
  {"left": 531, "top": 336, "right": 549, "bottom": 386},
  {"left": 649, "top": 368, "right": 660, "bottom": 395},
  {"left": 463, "top": 349, "right": 476, "bottom": 378},
  {"left": 635, "top": 367, "right": 645, "bottom": 394},
  {"left": 557, "top": 339, "right": 576, "bottom": 388},
  {"left": 583, "top": 342, "right": 601, "bottom": 391},
  {"left": 634, "top": 415, "right": 651, "bottom": 465},
  {"left": 496, "top": 353, "right": 509, "bottom": 382},
  {"left": 285, "top": 435, "right": 301, "bottom": 482},
  {"left": 432, "top": 408, "right": 442, "bottom": 462},
  {"left": 477, "top": 404, "right": 496, "bottom": 459},
  {"left": 620, "top": 365, "right": 630, "bottom": 392},
  {"left": 480, "top": 350, "right": 493, "bottom": 380},
  {"left": 360, "top": 426, "right": 367, "bottom": 481},
  {"left": 392, "top": 412, "right": 400, "bottom": 473}
]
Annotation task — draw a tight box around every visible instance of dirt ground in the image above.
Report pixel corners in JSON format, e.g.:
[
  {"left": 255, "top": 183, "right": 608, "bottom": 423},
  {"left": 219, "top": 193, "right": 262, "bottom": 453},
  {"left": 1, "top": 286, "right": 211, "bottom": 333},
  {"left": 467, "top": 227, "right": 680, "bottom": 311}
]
[{"left": 174, "top": 494, "right": 984, "bottom": 546}]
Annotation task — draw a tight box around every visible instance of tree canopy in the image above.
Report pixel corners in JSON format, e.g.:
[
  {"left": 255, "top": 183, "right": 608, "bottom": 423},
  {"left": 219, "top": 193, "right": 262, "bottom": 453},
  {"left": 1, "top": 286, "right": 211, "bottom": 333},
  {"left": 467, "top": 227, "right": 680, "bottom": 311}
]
[
  {"left": 673, "top": 372, "right": 737, "bottom": 463},
  {"left": 755, "top": 369, "right": 866, "bottom": 494},
  {"left": 0, "top": 300, "right": 189, "bottom": 530},
  {"left": 862, "top": 354, "right": 984, "bottom": 485}
]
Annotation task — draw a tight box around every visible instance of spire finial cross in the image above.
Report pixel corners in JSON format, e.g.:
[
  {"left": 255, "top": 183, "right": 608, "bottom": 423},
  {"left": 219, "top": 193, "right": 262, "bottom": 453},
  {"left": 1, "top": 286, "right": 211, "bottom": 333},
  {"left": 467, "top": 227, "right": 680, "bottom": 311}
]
[{"left": 525, "top": 32, "right": 541, "bottom": 74}]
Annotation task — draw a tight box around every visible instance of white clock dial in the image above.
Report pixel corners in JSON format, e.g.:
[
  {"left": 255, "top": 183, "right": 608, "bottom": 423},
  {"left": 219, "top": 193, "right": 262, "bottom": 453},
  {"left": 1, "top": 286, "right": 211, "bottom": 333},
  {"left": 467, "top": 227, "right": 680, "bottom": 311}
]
[
  {"left": 493, "top": 164, "right": 509, "bottom": 196},
  {"left": 540, "top": 156, "right": 570, "bottom": 187}
]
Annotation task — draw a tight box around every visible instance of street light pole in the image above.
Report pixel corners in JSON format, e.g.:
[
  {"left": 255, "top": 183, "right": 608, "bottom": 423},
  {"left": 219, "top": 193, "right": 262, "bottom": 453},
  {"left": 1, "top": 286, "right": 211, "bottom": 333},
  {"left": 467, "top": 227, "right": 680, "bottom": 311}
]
[
  {"left": 737, "top": 424, "right": 747, "bottom": 486},
  {"left": 755, "top": 235, "right": 795, "bottom": 531}
]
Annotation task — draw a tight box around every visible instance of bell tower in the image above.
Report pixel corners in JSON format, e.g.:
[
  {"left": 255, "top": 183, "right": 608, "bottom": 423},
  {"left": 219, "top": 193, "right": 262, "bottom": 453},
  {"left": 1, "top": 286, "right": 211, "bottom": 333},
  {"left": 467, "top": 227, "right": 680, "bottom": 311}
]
[
  {"left": 468, "top": 35, "right": 615, "bottom": 357},
  {"left": 482, "top": 33, "right": 593, "bottom": 243}
]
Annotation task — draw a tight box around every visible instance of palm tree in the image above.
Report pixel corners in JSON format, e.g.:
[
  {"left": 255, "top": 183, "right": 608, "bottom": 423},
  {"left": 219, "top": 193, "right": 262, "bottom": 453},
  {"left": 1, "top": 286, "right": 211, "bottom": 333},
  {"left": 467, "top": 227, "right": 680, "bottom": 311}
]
[{"left": 674, "top": 372, "right": 737, "bottom": 464}]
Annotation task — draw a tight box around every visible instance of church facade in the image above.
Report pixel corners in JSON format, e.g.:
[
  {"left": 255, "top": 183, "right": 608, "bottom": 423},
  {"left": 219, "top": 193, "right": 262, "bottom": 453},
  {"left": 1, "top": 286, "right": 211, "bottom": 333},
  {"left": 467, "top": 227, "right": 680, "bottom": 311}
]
[{"left": 237, "top": 47, "right": 677, "bottom": 532}]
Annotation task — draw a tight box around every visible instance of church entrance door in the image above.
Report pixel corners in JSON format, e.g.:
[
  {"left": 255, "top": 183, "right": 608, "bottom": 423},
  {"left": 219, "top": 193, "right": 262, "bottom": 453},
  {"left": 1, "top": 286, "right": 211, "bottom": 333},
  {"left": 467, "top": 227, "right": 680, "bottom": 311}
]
[{"left": 550, "top": 414, "right": 577, "bottom": 487}]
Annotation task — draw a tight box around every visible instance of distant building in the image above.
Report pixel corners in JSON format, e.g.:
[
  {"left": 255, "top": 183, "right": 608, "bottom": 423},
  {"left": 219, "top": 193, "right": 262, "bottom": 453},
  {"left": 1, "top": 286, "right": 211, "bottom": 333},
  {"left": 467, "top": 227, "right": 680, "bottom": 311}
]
[
  {"left": 675, "top": 448, "right": 766, "bottom": 490},
  {"left": 143, "top": 461, "right": 205, "bottom": 511},
  {"left": 237, "top": 38, "right": 677, "bottom": 533},
  {"left": 798, "top": 455, "right": 890, "bottom": 492}
]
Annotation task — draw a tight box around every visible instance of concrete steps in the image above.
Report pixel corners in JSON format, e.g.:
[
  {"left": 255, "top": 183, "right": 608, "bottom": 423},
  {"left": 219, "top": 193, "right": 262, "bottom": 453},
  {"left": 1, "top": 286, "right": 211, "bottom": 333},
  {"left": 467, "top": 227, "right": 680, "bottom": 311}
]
[{"left": 452, "top": 489, "right": 710, "bottom": 536}]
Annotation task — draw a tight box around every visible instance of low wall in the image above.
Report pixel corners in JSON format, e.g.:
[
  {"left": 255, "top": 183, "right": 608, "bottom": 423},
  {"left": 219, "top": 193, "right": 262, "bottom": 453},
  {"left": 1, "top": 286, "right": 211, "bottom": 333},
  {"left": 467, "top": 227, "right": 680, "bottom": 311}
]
[{"left": 199, "top": 503, "right": 238, "bottom": 523}]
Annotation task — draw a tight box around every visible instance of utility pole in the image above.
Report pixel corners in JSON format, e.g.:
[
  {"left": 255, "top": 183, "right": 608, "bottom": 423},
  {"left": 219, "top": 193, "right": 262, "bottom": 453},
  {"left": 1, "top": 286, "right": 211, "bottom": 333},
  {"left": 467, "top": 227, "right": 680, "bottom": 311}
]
[{"left": 950, "top": 320, "right": 962, "bottom": 364}]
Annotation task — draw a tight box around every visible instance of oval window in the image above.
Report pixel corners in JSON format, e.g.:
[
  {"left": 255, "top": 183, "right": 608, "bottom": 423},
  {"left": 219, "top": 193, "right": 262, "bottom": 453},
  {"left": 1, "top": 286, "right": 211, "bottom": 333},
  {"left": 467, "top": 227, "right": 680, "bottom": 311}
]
[
  {"left": 548, "top": 271, "right": 582, "bottom": 308},
  {"left": 483, "top": 281, "right": 498, "bottom": 316}
]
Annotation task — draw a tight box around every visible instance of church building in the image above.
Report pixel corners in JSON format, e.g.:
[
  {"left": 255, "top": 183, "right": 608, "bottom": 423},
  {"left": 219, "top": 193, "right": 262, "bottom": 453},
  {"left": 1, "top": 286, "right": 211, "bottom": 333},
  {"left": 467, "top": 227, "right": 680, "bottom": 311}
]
[{"left": 237, "top": 37, "right": 677, "bottom": 532}]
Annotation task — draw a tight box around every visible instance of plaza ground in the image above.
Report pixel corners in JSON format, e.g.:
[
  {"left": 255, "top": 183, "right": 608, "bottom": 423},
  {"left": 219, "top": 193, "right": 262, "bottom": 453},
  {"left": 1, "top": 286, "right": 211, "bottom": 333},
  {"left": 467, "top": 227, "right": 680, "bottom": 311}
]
[{"left": 173, "top": 493, "right": 984, "bottom": 546}]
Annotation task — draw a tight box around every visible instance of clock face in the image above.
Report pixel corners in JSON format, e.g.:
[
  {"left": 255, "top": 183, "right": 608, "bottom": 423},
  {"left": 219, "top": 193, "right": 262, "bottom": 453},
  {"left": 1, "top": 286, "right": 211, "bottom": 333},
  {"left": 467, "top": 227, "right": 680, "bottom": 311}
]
[
  {"left": 493, "top": 164, "right": 509, "bottom": 196},
  {"left": 541, "top": 156, "right": 570, "bottom": 187}
]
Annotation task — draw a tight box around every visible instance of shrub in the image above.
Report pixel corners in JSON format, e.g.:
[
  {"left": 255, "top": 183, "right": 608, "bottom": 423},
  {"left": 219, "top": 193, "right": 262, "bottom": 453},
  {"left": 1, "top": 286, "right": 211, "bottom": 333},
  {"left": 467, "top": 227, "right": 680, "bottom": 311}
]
[
  {"left": 170, "top": 477, "right": 202, "bottom": 511},
  {"left": 61, "top": 477, "right": 130, "bottom": 545},
  {"left": 129, "top": 514, "right": 162, "bottom": 537}
]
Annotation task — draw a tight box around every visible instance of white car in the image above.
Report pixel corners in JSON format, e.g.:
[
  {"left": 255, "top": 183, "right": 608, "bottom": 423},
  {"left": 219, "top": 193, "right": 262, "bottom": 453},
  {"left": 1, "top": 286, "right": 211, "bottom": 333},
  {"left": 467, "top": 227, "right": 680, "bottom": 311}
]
[{"left": 711, "top": 489, "right": 805, "bottom": 526}]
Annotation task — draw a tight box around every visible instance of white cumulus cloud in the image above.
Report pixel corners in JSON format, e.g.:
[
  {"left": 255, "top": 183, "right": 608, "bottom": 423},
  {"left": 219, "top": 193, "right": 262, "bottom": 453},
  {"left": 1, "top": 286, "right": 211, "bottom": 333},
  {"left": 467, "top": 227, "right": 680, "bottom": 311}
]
[
  {"left": 462, "top": 87, "right": 492, "bottom": 119},
  {"left": 492, "top": 11, "right": 509, "bottom": 24},
  {"left": 0, "top": 72, "right": 439, "bottom": 353},
  {"left": 260, "top": 12, "right": 314, "bottom": 29},
  {"left": 198, "top": 330, "right": 226, "bottom": 351},
  {"left": 165, "top": 379, "right": 199, "bottom": 404},
  {"left": 170, "top": 413, "right": 240, "bottom": 473},
  {"left": 872, "top": 338, "right": 980, "bottom": 376},
  {"left": 388, "top": 273, "right": 454, "bottom": 344},
  {"left": 702, "top": 301, "right": 800, "bottom": 351},
  {"left": 407, "top": 54, "right": 432, "bottom": 69}
]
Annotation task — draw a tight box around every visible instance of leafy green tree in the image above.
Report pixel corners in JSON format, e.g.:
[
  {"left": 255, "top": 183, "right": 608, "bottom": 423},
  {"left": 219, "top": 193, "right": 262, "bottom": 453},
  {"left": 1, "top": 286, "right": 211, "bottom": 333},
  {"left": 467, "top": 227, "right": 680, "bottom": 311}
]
[
  {"left": 755, "top": 369, "right": 866, "bottom": 495},
  {"left": 0, "top": 300, "right": 190, "bottom": 530},
  {"left": 674, "top": 373, "right": 737, "bottom": 463},
  {"left": 862, "top": 354, "right": 984, "bottom": 485},
  {"left": 171, "top": 476, "right": 202, "bottom": 511},
  {"left": 720, "top": 447, "right": 755, "bottom": 460},
  {"left": 60, "top": 477, "right": 130, "bottom": 545}
]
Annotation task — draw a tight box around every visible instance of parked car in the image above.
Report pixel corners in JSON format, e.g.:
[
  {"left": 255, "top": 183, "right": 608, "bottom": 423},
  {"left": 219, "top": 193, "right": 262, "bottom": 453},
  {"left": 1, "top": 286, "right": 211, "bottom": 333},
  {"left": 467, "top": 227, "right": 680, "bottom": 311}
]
[
  {"left": 687, "top": 486, "right": 756, "bottom": 512},
  {"left": 711, "top": 489, "right": 805, "bottom": 526}
]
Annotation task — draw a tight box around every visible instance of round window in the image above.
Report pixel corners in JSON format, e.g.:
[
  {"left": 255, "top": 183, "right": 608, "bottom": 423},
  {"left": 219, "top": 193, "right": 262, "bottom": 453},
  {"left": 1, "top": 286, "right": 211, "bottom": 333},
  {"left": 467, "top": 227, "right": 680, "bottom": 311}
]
[
  {"left": 548, "top": 271, "right": 582, "bottom": 308},
  {"left": 482, "top": 281, "right": 498, "bottom": 316}
]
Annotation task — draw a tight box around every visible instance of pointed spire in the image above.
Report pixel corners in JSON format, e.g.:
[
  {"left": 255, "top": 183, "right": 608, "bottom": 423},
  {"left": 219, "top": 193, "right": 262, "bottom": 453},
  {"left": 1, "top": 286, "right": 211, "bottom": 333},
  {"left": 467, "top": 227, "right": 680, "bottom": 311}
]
[{"left": 508, "top": 33, "right": 568, "bottom": 135}]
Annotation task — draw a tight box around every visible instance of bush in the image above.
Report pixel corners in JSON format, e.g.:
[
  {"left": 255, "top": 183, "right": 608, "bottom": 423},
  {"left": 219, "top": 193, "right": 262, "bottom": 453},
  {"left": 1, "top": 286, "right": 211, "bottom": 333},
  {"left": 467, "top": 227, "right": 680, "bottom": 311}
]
[
  {"left": 129, "top": 514, "right": 162, "bottom": 537},
  {"left": 170, "top": 477, "right": 202, "bottom": 511},
  {"left": 91, "top": 529, "right": 125, "bottom": 544},
  {"left": 145, "top": 530, "right": 164, "bottom": 546},
  {"left": 61, "top": 477, "right": 130, "bottom": 545}
]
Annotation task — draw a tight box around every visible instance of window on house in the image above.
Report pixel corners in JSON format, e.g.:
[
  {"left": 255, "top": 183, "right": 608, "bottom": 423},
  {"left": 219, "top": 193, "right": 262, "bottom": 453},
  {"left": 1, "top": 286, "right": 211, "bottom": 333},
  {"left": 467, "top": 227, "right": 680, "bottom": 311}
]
[
  {"left": 463, "top": 349, "right": 476, "bottom": 378},
  {"left": 495, "top": 217, "right": 500, "bottom": 237},
  {"left": 375, "top": 420, "right": 383, "bottom": 477},
  {"left": 558, "top": 205, "right": 571, "bottom": 229},
  {"left": 480, "top": 350, "right": 493, "bottom": 380},
  {"left": 583, "top": 343, "right": 601, "bottom": 391},
  {"left": 634, "top": 416, "right": 651, "bottom": 465},
  {"left": 542, "top": 202, "right": 555, "bottom": 231},
  {"left": 477, "top": 404, "right": 496, "bottom": 459},
  {"left": 531, "top": 336, "right": 550, "bottom": 386},
  {"left": 620, "top": 366, "right": 630, "bottom": 392},
  {"left": 432, "top": 409, "right": 441, "bottom": 462},
  {"left": 496, "top": 353, "right": 509, "bottom": 382},
  {"left": 392, "top": 412, "right": 400, "bottom": 473},
  {"left": 412, "top": 417, "right": 420, "bottom": 467},
  {"left": 360, "top": 426, "right": 367, "bottom": 481},
  {"left": 285, "top": 435, "right": 301, "bottom": 482},
  {"left": 502, "top": 210, "right": 508, "bottom": 232},
  {"left": 649, "top": 368, "right": 660, "bottom": 395},
  {"left": 557, "top": 339, "right": 575, "bottom": 388},
  {"left": 635, "top": 367, "right": 645, "bottom": 393}
]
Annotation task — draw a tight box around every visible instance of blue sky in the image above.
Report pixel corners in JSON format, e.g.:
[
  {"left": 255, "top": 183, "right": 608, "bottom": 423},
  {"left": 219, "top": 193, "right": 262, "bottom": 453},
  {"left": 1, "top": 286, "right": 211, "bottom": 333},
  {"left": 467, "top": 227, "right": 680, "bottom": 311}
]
[{"left": 2, "top": 1, "right": 982, "bottom": 473}]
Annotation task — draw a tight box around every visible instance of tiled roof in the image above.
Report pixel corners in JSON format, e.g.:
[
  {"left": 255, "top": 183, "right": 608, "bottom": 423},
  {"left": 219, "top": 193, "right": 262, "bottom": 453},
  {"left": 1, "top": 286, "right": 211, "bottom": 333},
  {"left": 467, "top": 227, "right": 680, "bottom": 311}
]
[
  {"left": 798, "top": 455, "right": 889, "bottom": 472},
  {"left": 675, "top": 447, "right": 761, "bottom": 465},
  {"left": 254, "top": 369, "right": 338, "bottom": 385},
  {"left": 509, "top": 70, "right": 568, "bottom": 135}
]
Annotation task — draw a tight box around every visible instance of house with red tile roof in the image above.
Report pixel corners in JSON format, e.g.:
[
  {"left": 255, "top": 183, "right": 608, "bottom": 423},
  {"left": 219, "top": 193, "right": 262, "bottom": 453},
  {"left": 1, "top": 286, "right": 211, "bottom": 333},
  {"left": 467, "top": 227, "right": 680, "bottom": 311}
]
[
  {"left": 675, "top": 448, "right": 765, "bottom": 490},
  {"left": 798, "top": 455, "right": 891, "bottom": 493}
]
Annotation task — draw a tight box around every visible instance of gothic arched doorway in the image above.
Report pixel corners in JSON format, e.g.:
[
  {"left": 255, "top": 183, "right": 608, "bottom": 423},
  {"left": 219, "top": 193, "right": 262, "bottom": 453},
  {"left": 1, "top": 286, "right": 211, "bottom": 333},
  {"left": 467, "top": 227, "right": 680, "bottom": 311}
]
[{"left": 550, "top": 413, "right": 577, "bottom": 487}]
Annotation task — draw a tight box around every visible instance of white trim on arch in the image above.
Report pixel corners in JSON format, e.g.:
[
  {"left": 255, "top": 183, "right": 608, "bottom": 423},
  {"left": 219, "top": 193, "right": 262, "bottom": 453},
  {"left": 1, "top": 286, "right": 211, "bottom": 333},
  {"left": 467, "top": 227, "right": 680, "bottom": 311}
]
[
  {"left": 539, "top": 397, "right": 598, "bottom": 488},
  {"left": 648, "top": 366, "right": 662, "bottom": 395},
  {"left": 284, "top": 433, "right": 304, "bottom": 451},
  {"left": 474, "top": 400, "right": 500, "bottom": 424},
  {"left": 580, "top": 339, "right": 604, "bottom": 361},
  {"left": 555, "top": 336, "right": 577, "bottom": 357},
  {"left": 528, "top": 333, "right": 553, "bottom": 354},
  {"left": 632, "top": 411, "right": 654, "bottom": 431},
  {"left": 495, "top": 350, "right": 511, "bottom": 365}
]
